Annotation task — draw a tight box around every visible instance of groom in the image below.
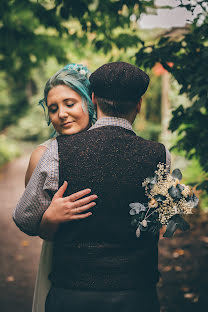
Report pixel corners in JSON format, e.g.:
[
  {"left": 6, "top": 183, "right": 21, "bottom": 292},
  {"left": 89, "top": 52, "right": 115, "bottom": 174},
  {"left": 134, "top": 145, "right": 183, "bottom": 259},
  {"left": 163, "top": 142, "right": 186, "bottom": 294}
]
[{"left": 14, "top": 62, "right": 169, "bottom": 311}]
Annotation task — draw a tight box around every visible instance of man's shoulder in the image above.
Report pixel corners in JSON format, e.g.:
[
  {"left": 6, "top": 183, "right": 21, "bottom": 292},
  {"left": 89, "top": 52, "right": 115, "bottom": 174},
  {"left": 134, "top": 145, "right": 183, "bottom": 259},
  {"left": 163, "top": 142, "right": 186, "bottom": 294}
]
[
  {"left": 56, "top": 131, "right": 89, "bottom": 142},
  {"left": 135, "top": 135, "right": 164, "bottom": 147}
]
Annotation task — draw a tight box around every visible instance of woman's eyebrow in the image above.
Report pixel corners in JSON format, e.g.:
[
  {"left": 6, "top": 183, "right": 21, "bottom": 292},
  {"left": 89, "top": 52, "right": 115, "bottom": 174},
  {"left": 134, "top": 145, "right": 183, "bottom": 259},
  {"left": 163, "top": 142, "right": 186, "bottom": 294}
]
[{"left": 63, "top": 98, "right": 77, "bottom": 102}]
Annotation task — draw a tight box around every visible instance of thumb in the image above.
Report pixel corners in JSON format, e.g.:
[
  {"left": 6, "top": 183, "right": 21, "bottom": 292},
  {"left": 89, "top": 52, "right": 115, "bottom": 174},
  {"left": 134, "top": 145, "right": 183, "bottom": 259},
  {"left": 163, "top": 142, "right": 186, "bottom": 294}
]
[{"left": 53, "top": 181, "right": 68, "bottom": 199}]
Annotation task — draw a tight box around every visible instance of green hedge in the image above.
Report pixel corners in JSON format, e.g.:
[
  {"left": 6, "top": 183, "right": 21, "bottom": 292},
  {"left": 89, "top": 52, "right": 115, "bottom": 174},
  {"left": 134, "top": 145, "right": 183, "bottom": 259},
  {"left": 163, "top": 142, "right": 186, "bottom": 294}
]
[{"left": 0, "top": 135, "right": 21, "bottom": 167}]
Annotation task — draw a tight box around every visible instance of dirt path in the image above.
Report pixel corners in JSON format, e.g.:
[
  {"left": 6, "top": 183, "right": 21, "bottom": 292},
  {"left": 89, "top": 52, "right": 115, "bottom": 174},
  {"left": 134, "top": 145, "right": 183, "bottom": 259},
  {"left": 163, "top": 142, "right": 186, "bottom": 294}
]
[
  {"left": 0, "top": 155, "right": 207, "bottom": 312},
  {"left": 158, "top": 215, "right": 208, "bottom": 311},
  {"left": 0, "top": 155, "right": 42, "bottom": 312}
]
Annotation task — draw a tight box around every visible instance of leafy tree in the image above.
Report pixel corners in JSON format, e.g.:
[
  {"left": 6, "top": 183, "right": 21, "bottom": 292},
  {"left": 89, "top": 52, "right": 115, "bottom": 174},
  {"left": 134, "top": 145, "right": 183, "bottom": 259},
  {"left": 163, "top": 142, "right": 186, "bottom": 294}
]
[
  {"left": 135, "top": 2, "right": 208, "bottom": 190},
  {"left": 0, "top": 0, "right": 155, "bottom": 131},
  {"left": 0, "top": 0, "right": 67, "bottom": 130},
  {"left": 57, "top": 0, "right": 208, "bottom": 190},
  {"left": 1, "top": 0, "right": 208, "bottom": 192}
]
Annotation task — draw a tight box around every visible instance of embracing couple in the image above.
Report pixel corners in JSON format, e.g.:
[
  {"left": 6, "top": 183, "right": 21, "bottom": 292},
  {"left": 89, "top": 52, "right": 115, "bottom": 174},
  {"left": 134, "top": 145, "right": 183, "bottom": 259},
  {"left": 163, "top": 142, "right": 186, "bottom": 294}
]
[{"left": 14, "top": 61, "right": 170, "bottom": 312}]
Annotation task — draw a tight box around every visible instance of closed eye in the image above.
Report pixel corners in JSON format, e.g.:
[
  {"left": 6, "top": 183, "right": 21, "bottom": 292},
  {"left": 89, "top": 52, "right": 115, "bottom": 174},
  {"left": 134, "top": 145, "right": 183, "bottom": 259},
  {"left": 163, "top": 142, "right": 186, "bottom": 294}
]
[
  {"left": 48, "top": 104, "right": 58, "bottom": 113},
  {"left": 66, "top": 103, "right": 75, "bottom": 108}
]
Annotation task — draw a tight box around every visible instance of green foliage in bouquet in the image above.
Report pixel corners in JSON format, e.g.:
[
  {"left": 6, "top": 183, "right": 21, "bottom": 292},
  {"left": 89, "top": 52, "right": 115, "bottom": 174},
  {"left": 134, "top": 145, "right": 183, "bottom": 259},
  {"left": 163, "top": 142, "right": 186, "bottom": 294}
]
[{"left": 129, "top": 163, "right": 199, "bottom": 238}]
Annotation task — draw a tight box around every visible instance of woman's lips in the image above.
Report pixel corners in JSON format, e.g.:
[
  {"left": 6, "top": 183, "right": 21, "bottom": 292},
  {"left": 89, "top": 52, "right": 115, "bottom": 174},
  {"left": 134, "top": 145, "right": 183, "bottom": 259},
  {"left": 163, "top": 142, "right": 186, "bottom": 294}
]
[{"left": 62, "top": 121, "right": 73, "bottom": 128}]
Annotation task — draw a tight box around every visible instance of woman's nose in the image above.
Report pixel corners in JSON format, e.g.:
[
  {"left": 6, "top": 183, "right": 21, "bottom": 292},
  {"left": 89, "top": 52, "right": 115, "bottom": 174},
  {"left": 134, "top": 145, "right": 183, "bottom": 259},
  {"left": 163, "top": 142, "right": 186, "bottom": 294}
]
[{"left": 59, "top": 109, "right": 68, "bottom": 119}]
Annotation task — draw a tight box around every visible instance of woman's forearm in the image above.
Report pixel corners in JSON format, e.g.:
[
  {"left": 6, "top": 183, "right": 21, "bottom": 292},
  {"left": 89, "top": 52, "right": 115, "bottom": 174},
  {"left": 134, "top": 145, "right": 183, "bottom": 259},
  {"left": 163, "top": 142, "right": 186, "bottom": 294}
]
[{"left": 38, "top": 209, "right": 59, "bottom": 241}]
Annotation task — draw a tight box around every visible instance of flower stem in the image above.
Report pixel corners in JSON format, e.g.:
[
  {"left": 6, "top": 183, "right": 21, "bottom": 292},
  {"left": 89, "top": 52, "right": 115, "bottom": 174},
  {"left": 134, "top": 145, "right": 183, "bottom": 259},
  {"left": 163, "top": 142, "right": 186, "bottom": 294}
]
[
  {"left": 144, "top": 206, "right": 151, "bottom": 219},
  {"left": 145, "top": 207, "right": 159, "bottom": 220}
]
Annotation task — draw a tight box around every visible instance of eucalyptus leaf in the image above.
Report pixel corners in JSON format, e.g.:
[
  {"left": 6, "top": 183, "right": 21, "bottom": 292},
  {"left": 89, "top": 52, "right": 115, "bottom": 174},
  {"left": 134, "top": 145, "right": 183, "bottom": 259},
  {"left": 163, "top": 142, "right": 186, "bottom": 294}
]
[
  {"left": 131, "top": 219, "right": 138, "bottom": 227},
  {"left": 129, "top": 208, "right": 136, "bottom": 216},
  {"left": 168, "top": 186, "right": 177, "bottom": 198},
  {"left": 176, "top": 184, "right": 185, "bottom": 192},
  {"left": 171, "top": 168, "right": 183, "bottom": 180},
  {"left": 138, "top": 211, "right": 146, "bottom": 221},
  {"left": 148, "top": 183, "right": 155, "bottom": 190},
  {"left": 154, "top": 194, "right": 166, "bottom": 202},
  {"left": 189, "top": 193, "right": 199, "bottom": 208},
  {"left": 129, "top": 202, "right": 146, "bottom": 212},
  {"left": 163, "top": 214, "right": 190, "bottom": 238},
  {"left": 168, "top": 186, "right": 182, "bottom": 200},
  {"left": 149, "top": 223, "right": 161, "bottom": 234},
  {"left": 163, "top": 220, "right": 178, "bottom": 238},
  {"left": 147, "top": 176, "right": 157, "bottom": 189}
]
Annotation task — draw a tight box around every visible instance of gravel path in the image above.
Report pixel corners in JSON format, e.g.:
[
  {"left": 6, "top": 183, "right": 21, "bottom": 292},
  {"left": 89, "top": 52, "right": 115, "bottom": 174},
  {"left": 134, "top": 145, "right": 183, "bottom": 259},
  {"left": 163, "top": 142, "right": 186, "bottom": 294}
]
[{"left": 0, "top": 155, "right": 42, "bottom": 312}]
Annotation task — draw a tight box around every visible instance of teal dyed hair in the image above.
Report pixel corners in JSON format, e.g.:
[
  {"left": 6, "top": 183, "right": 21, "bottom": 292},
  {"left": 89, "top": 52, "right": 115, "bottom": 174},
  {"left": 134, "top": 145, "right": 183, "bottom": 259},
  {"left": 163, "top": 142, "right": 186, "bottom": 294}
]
[{"left": 39, "top": 64, "right": 96, "bottom": 127}]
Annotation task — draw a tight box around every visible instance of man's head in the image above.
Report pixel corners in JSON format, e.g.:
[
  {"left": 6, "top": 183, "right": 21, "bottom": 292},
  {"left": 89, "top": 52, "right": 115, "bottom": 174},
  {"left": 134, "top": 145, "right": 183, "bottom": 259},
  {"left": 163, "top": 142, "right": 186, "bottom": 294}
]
[{"left": 89, "top": 62, "right": 149, "bottom": 122}]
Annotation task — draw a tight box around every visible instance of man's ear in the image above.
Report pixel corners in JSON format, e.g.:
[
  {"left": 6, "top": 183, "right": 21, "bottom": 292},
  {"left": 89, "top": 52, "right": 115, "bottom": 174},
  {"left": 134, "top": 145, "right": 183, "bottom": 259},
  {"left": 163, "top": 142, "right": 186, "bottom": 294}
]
[
  {"left": 136, "top": 98, "right": 142, "bottom": 114},
  {"left": 92, "top": 92, "right": 96, "bottom": 105}
]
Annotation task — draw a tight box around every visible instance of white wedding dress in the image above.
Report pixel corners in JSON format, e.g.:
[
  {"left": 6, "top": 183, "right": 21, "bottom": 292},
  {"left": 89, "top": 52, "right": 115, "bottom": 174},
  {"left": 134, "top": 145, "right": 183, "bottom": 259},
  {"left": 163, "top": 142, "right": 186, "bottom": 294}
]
[
  {"left": 32, "top": 139, "right": 54, "bottom": 312},
  {"left": 32, "top": 240, "right": 53, "bottom": 312}
]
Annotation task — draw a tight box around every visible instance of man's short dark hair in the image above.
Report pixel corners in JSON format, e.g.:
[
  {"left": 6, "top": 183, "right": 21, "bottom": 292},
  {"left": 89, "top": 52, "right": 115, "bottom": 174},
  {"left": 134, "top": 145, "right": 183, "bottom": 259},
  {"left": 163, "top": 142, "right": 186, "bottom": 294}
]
[{"left": 95, "top": 96, "right": 140, "bottom": 118}]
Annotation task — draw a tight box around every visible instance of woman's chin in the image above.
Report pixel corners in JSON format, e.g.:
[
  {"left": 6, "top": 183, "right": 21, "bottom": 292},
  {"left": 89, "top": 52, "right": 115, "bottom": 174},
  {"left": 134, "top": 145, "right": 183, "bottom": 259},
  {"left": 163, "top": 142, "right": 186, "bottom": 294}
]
[{"left": 59, "top": 127, "right": 87, "bottom": 136}]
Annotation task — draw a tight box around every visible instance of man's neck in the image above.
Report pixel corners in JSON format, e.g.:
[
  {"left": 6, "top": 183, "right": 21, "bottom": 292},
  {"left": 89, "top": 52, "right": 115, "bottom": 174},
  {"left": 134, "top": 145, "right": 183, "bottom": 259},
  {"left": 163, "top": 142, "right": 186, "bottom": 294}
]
[{"left": 97, "top": 110, "right": 134, "bottom": 125}]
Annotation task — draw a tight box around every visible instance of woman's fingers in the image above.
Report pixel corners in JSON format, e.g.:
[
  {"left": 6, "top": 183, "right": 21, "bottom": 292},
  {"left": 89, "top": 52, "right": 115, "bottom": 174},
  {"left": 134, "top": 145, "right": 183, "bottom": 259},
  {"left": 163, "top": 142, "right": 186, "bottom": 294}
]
[
  {"left": 53, "top": 181, "right": 68, "bottom": 200},
  {"left": 72, "top": 202, "right": 96, "bottom": 214},
  {"left": 72, "top": 194, "right": 98, "bottom": 209},
  {"left": 70, "top": 212, "right": 93, "bottom": 220},
  {"left": 67, "top": 188, "right": 92, "bottom": 202}
]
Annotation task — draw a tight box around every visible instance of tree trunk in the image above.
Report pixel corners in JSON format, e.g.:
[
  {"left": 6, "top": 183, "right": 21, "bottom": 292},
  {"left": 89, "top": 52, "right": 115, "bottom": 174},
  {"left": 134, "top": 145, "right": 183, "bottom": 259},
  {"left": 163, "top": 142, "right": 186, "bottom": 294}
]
[{"left": 161, "top": 72, "right": 171, "bottom": 147}]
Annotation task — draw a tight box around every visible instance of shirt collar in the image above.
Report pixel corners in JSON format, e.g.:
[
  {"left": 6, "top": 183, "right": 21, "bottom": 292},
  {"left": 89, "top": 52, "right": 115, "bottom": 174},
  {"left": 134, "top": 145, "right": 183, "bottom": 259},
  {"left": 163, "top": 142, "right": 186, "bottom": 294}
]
[{"left": 89, "top": 117, "right": 134, "bottom": 132}]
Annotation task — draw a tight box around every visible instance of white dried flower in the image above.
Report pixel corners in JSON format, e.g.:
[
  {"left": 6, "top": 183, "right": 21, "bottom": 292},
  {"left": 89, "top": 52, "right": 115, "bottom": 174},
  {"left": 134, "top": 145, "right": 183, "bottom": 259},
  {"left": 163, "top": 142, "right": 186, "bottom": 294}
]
[
  {"left": 141, "top": 219, "right": 147, "bottom": 227},
  {"left": 136, "top": 227, "right": 141, "bottom": 238},
  {"left": 148, "top": 198, "right": 158, "bottom": 208},
  {"left": 80, "top": 69, "right": 86, "bottom": 75},
  {"left": 173, "top": 206, "right": 178, "bottom": 214},
  {"left": 152, "top": 184, "right": 168, "bottom": 196},
  {"left": 181, "top": 185, "right": 191, "bottom": 197}
]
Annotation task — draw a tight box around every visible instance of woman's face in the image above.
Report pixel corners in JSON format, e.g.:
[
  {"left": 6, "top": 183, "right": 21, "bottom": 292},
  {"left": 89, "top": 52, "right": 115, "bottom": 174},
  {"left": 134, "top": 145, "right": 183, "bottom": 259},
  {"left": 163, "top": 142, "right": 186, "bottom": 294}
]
[{"left": 47, "top": 85, "right": 90, "bottom": 135}]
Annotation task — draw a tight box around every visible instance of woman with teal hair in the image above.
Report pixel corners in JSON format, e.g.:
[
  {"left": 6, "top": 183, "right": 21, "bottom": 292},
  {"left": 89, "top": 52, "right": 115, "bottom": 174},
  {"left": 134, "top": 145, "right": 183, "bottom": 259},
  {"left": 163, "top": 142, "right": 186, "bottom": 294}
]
[{"left": 23, "top": 63, "right": 97, "bottom": 312}]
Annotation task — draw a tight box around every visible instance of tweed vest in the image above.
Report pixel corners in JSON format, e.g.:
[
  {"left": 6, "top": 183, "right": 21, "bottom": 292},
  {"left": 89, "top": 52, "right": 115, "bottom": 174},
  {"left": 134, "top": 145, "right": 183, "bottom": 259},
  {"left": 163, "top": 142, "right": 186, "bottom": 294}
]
[{"left": 50, "top": 126, "right": 166, "bottom": 291}]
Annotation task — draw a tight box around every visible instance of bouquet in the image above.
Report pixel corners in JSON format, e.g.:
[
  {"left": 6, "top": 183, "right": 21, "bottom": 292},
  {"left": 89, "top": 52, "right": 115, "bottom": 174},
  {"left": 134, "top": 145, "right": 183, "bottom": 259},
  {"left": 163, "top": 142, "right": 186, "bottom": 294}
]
[{"left": 129, "top": 163, "right": 199, "bottom": 238}]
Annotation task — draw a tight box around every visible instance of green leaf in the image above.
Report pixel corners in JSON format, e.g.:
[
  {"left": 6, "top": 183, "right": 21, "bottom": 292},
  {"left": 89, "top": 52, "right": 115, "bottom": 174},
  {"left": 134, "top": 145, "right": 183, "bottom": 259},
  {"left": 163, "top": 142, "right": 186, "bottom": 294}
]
[
  {"left": 163, "top": 215, "right": 190, "bottom": 238},
  {"left": 172, "top": 169, "right": 182, "bottom": 180}
]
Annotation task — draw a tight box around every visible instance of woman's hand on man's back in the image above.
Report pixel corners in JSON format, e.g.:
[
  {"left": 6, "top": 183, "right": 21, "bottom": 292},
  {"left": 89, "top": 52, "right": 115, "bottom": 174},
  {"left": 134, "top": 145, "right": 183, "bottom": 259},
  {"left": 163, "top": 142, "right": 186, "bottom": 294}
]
[{"left": 39, "top": 181, "right": 97, "bottom": 240}]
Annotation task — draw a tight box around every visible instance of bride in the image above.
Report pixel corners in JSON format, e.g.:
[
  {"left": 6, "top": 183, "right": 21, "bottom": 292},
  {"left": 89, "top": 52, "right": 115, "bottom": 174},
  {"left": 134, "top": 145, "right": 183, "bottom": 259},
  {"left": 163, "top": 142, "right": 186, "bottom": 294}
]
[{"left": 23, "top": 63, "right": 97, "bottom": 312}]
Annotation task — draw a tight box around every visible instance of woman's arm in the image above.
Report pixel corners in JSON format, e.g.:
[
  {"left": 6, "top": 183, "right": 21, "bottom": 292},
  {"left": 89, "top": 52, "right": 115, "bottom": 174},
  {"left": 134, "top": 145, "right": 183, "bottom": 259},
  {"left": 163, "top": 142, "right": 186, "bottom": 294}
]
[
  {"left": 39, "top": 182, "right": 97, "bottom": 240},
  {"left": 23, "top": 144, "right": 97, "bottom": 241},
  {"left": 25, "top": 146, "right": 47, "bottom": 186}
]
